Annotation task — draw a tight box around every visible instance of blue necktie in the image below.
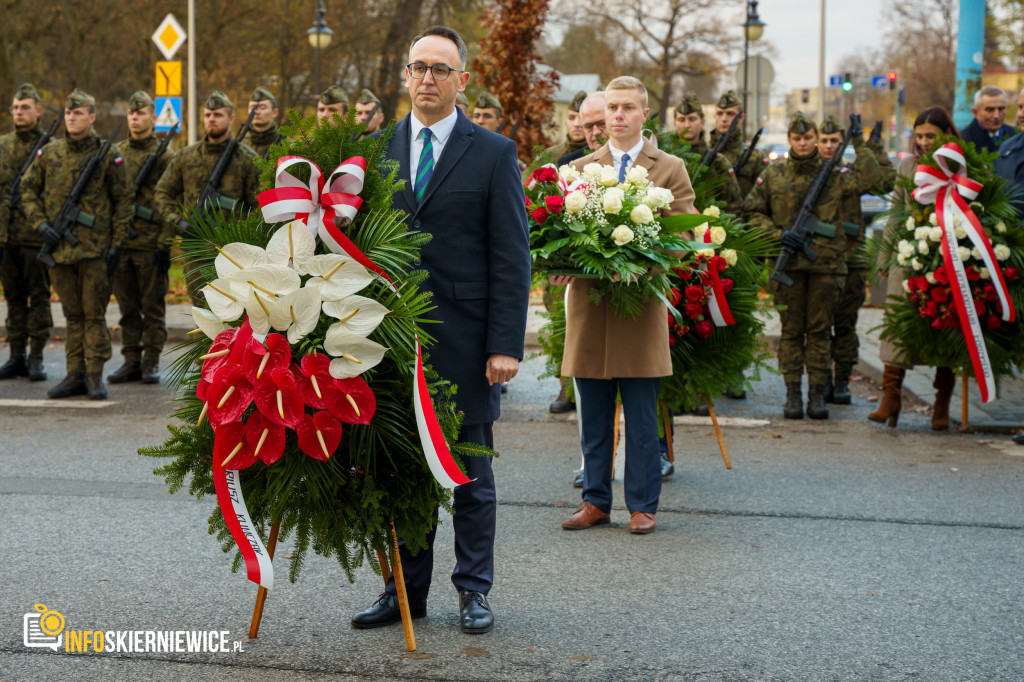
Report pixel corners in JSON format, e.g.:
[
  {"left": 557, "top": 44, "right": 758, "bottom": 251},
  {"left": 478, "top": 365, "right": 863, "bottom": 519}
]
[
  {"left": 618, "top": 153, "right": 631, "bottom": 183},
  {"left": 415, "top": 128, "right": 434, "bottom": 202}
]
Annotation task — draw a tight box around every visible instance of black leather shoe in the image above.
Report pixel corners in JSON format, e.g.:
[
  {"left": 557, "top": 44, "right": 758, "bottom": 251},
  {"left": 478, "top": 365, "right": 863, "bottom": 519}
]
[
  {"left": 549, "top": 397, "right": 576, "bottom": 413},
  {"left": 660, "top": 454, "right": 674, "bottom": 480},
  {"left": 458, "top": 591, "right": 494, "bottom": 634},
  {"left": 572, "top": 469, "right": 584, "bottom": 488},
  {"left": 351, "top": 592, "right": 426, "bottom": 629}
]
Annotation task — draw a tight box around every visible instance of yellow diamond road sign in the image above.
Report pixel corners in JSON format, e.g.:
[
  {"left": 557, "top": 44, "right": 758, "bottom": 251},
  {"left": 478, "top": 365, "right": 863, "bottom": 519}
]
[{"left": 152, "top": 13, "right": 186, "bottom": 61}]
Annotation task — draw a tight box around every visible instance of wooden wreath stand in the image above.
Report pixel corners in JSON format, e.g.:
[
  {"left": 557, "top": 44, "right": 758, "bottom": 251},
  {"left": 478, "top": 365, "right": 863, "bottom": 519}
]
[
  {"left": 610, "top": 398, "right": 731, "bottom": 474},
  {"left": 248, "top": 522, "right": 280, "bottom": 638}
]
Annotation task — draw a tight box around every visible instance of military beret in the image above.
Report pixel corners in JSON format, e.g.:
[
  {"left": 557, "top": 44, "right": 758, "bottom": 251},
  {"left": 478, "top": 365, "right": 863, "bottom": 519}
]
[
  {"left": 14, "top": 83, "right": 40, "bottom": 102},
  {"left": 319, "top": 86, "right": 349, "bottom": 106},
  {"left": 675, "top": 92, "right": 703, "bottom": 117},
  {"left": 128, "top": 91, "right": 154, "bottom": 112},
  {"left": 820, "top": 114, "right": 844, "bottom": 135},
  {"left": 66, "top": 89, "right": 95, "bottom": 110},
  {"left": 204, "top": 90, "right": 233, "bottom": 111},
  {"left": 455, "top": 92, "right": 468, "bottom": 107},
  {"left": 568, "top": 90, "right": 588, "bottom": 113},
  {"left": 475, "top": 91, "right": 502, "bottom": 112},
  {"left": 356, "top": 89, "right": 380, "bottom": 106},
  {"left": 715, "top": 90, "right": 742, "bottom": 110},
  {"left": 788, "top": 110, "right": 817, "bottom": 135},
  {"left": 251, "top": 86, "right": 276, "bottom": 106}
]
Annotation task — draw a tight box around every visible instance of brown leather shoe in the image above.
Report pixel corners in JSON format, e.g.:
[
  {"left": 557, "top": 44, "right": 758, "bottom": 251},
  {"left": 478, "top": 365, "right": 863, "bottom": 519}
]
[
  {"left": 561, "top": 501, "right": 610, "bottom": 530},
  {"left": 629, "top": 512, "right": 656, "bottom": 534}
]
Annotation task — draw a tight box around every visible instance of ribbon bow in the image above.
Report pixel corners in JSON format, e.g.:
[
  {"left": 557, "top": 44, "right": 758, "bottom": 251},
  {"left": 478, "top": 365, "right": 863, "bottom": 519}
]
[{"left": 910, "top": 142, "right": 1015, "bottom": 403}]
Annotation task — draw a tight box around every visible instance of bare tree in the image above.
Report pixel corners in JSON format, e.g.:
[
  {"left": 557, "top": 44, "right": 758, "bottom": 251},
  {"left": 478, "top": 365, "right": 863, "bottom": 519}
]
[{"left": 880, "top": 0, "right": 957, "bottom": 112}]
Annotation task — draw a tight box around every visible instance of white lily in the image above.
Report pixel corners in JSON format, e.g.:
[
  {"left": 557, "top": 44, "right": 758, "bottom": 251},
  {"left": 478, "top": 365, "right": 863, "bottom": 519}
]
[
  {"left": 191, "top": 306, "right": 228, "bottom": 340},
  {"left": 270, "top": 287, "right": 323, "bottom": 344},
  {"left": 215, "top": 243, "right": 270, "bottom": 279},
  {"left": 203, "top": 278, "right": 246, "bottom": 321},
  {"left": 304, "top": 254, "right": 374, "bottom": 301},
  {"left": 323, "top": 327, "right": 388, "bottom": 378},
  {"left": 267, "top": 220, "right": 317, "bottom": 273},
  {"left": 321, "top": 295, "right": 389, "bottom": 337}
]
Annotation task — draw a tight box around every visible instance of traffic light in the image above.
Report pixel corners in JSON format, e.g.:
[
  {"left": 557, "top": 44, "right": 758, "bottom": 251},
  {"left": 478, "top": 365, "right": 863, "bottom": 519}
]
[
  {"left": 842, "top": 73, "right": 853, "bottom": 92},
  {"left": 888, "top": 71, "right": 898, "bottom": 91}
]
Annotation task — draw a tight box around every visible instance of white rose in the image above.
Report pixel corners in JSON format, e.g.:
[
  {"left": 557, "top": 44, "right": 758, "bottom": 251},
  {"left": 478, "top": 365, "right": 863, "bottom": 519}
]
[
  {"left": 929, "top": 227, "right": 944, "bottom": 242},
  {"left": 722, "top": 248, "right": 738, "bottom": 266},
  {"left": 952, "top": 214, "right": 964, "bottom": 228},
  {"left": 698, "top": 248, "right": 716, "bottom": 259},
  {"left": 911, "top": 258, "right": 922, "bottom": 270},
  {"left": 630, "top": 203, "right": 654, "bottom": 224},
  {"left": 954, "top": 225, "right": 967, "bottom": 240},
  {"left": 603, "top": 191, "right": 624, "bottom": 214},
  {"left": 905, "top": 217, "right": 916, "bottom": 231},
  {"left": 626, "top": 165, "right": 648, "bottom": 184},
  {"left": 915, "top": 227, "right": 930, "bottom": 240},
  {"left": 710, "top": 226, "right": 728, "bottom": 244},
  {"left": 925, "top": 272, "right": 937, "bottom": 284},
  {"left": 583, "top": 162, "right": 603, "bottom": 177},
  {"left": 703, "top": 205, "right": 721, "bottom": 218},
  {"left": 994, "top": 244, "right": 1011, "bottom": 261},
  {"left": 644, "top": 187, "right": 673, "bottom": 209},
  {"left": 564, "top": 190, "right": 588, "bottom": 213},
  {"left": 610, "top": 225, "right": 634, "bottom": 246},
  {"left": 902, "top": 279, "right": 912, "bottom": 293},
  {"left": 971, "top": 247, "right": 983, "bottom": 260},
  {"left": 694, "top": 223, "right": 709, "bottom": 238},
  {"left": 558, "top": 165, "right": 579, "bottom": 181},
  {"left": 599, "top": 167, "right": 619, "bottom": 187},
  {"left": 958, "top": 246, "right": 971, "bottom": 261},
  {"left": 917, "top": 240, "right": 929, "bottom": 255},
  {"left": 929, "top": 212, "right": 939, "bottom": 226},
  {"left": 980, "top": 267, "right": 991, "bottom": 279},
  {"left": 996, "top": 221, "right": 1007, "bottom": 234}
]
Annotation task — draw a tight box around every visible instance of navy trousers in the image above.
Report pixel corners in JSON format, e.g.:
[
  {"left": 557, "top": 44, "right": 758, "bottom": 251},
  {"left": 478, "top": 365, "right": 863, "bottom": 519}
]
[
  {"left": 576, "top": 377, "right": 662, "bottom": 514},
  {"left": 386, "top": 422, "right": 496, "bottom": 602}
]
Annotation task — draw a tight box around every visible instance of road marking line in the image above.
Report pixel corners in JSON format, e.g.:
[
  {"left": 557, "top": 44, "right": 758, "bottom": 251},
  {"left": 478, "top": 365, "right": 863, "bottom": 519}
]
[{"left": 0, "top": 399, "right": 118, "bottom": 409}]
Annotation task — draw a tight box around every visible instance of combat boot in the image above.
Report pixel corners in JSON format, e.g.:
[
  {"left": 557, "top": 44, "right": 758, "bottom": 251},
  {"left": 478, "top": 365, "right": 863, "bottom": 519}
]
[
  {"left": 783, "top": 382, "right": 804, "bottom": 419},
  {"left": 931, "top": 366, "right": 955, "bottom": 430},
  {"left": 141, "top": 363, "right": 160, "bottom": 385},
  {"left": 806, "top": 384, "right": 829, "bottom": 419},
  {"left": 107, "top": 361, "right": 142, "bottom": 384},
  {"left": 832, "top": 376, "right": 852, "bottom": 405},
  {"left": 48, "top": 372, "right": 87, "bottom": 399},
  {"left": 0, "top": 343, "right": 28, "bottom": 379},
  {"left": 27, "top": 340, "right": 46, "bottom": 381},
  {"left": 86, "top": 373, "right": 108, "bottom": 400},
  {"left": 822, "top": 372, "right": 835, "bottom": 403}
]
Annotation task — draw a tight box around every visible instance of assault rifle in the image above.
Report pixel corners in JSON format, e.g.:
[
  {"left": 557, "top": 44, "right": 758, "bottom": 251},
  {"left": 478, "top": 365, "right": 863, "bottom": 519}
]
[
  {"left": 735, "top": 126, "right": 764, "bottom": 178},
  {"left": 770, "top": 114, "right": 858, "bottom": 287},
  {"left": 194, "top": 106, "right": 257, "bottom": 225},
  {"left": 690, "top": 114, "right": 739, "bottom": 185},
  {"left": 9, "top": 119, "right": 61, "bottom": 216},
  {"left": 352, "top": 100, "right": 381, "bottom": 141},
  {"left": 38, "top": 123, "right": 123, "bottom": 267},
  {"left": 868, "top": 120, "right": 883, "bottom": 146},
  {"left": 128, "top": 123, "right": 178, "bottom": 237}
]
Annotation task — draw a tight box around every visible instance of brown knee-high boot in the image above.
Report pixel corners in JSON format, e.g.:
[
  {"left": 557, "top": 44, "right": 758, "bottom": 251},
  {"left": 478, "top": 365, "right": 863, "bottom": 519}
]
[
  {"left": 868, "top": 365, "right": 905, "bottom": 427},
  {"left": 931, "top": 366, "right": 956, "bottom": 430}
]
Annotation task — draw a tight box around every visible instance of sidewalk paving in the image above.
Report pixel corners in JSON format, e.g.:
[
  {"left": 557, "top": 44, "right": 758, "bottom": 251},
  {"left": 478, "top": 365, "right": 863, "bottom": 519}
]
[{"left": 2, "top": 300, "right": 1020, "bottom": 430}]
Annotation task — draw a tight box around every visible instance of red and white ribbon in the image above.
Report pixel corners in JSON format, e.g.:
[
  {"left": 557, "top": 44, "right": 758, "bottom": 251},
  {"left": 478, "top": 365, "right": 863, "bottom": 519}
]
[
  {"left": 692, "top": 209, "right": 736, "bottom": 327},
  {"left": 911, "top": 142, "right": 1016, "bottom": 403},
  {"left": 213, "top": 448, "right": 274, "bottom": 590},
  {"left": 527, "top": 163, "right": 585, "bottom": 195}
]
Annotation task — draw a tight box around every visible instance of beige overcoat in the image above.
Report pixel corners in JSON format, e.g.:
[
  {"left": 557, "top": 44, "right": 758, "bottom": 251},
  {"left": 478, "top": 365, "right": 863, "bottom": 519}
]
[{"left": 561, "top": 137, "right": 696, "bottom": 379}]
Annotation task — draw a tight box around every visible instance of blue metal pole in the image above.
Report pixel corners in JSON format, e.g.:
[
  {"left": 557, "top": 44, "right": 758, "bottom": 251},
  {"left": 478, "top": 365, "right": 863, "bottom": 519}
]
[{"left": 953, "top": 0, "right": 986, "bottom": 129}]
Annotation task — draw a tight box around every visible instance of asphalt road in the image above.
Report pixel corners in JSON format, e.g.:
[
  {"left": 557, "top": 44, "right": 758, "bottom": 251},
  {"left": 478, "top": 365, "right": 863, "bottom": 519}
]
[{"left": 0, "top": 344, "right": 1022, "bottom": 681}]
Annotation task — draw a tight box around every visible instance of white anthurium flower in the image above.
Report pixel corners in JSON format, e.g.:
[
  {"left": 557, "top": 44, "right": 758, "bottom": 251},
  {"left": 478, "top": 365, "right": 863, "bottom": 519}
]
[
  {"left": 324, "top": 327, "right": 389, "bottom": 379},
  {"left": 214, "top": 243, "right": 270, "bottom": 279},
  {"left": 266, "top": 220, "right": 317, "bottom": 273},
  {"left": 245, "top": 289, "right": 274, "bottom": 335},
  {"left": 191, "top": 306, "right": 228, "bottom": 339},
  {"left": 322, "top": 295, "right": 390, "bottom": 337},
  {"left": 202, "top": 278, "right": 246, "bottom": 321},
  {"left": 305, "top": 255, "right": 374, "bottom": 301},
  {"left": 230, "top": 264, "right": 302, "bottom": 300},
  {"left": 269, "top": 286, "right": 323, "bottom": 344}
]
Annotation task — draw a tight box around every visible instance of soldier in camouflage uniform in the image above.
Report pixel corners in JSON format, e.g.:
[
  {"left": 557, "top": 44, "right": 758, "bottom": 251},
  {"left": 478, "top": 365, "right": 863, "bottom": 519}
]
[
  {"left": 743, "top": 111, "right": 880, "bottom": 419},
  {"left": 471, "top": 92, "right": 503, "bottom": 132},
  {"left": 247, "top": 87, "right": 283, "bottom": 159},
  {"left": 455, "top": 92, "right": 469, "bottom": 116},
  {"left": 0, "top": 84, "right": 54, "bottom": 381},
  {"left": 817, "top": 115, "right": 896, "bottom": 404},
  {"left": 316, "top": 86, "right": 349, "bottom": 125},
  {"left": 672, "top": 92, "right": 743, "bottom": 214},
  {"left": 154, "top": 91, "right": 260, "bottom": 305},
  {"left": 106, "top": 91, "right": 174, "bottom": 386},
  {"left": 354, "top": 89, "right": 385, "bottom": 135},
  {"left": 21, "top": 89, "right": 133, "bottom": 399},
  {"left": 543, "top": 90, "right": 588, "bottom": 162},
  {"left": 710, "top": 90, "right": 769, "bottom": 198}
]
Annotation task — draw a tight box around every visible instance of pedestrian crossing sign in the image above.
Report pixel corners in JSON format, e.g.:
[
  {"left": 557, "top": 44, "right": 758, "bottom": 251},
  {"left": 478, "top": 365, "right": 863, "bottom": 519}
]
[{"left": 154, "top": 97, "right": 182, "bottom": 132}]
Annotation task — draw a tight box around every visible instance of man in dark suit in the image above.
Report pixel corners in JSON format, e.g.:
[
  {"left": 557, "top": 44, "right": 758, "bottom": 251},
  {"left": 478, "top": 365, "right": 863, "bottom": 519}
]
[
  {"left": 350, "top": 25, "right": 531, "bottom": 635},
  {"left": 961, "top": 86, "right": 1015, "bottom": 153}
]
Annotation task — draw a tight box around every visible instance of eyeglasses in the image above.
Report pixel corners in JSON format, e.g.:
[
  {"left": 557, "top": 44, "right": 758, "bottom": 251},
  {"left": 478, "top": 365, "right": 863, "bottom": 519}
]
[
  {"left": 582, "top": 121, "right": 606, "bottom": 132},
  {"left": 407, "top": 62, "right": 463, "bottom": 81}
]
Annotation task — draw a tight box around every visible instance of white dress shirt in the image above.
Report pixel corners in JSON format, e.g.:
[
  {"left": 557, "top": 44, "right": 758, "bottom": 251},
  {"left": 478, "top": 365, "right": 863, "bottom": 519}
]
[
  {"left": 609, "top": 138, "right": 645, "bottom": 177},
  {"left": 410, "top": 109, "right": 460, "bottom": 186}
]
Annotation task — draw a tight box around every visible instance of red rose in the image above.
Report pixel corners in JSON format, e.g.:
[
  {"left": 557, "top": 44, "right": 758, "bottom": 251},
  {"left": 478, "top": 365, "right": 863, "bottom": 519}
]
[
  {"left": 695, "top": 320, "right": 713, "bottom": 339},
  {"left": 931, "top": 286, "right": 950, "bottom": 303},
  {"left": 545, "top": 195, "right": 565, "bottom": 214},
  {"left": 922, "top": 300, "right": 939, "bottom": 317},
  {"left": 530, "top": 206, "right": 549, "bottom": 224},
  {"left": 966, "top": 266, "right": 980, "bottom": 281},
  {"left": 684, "top": 285, "right": 704, "bottom": 302},
  {"left": 987, "top": 314, "right": 1002, "bottom": 330},
  {"left": 668, "top": 336, "right": 677, "bottom": 347},
  {"left": 913, "top": 275, "right": 930, "bottom": 291},
  {"left": 669, "top": 287, "right": 682, "bottom": 306},
  {"left": 931, "top": 318, "right": 945, "bottom": 329},
  {"left": 984, "top": 284, "right": 998, "bottom": 301},
  {"left": 1004, "top": 266, "right": 1019, "bottom": 282},
  {"left": 712, "top": 255, "right": 727, "bottom": 272},
  {"left": 674, "top": 267, "right": 693, "bottom": 280},
  {"left": 685, "top": 302, "right": 703, "bottom": 319},
  {"left": 720, "top": 278, "right": 734, "bottom": 294},
  {"left": 533, "top": 166, "right": 558, "bottom": 184},
  {"left": 934, "top": 267, "right": 949, "bottom": 284},
  {"left": 667, "top": 311, "right": 675, "bottom": 326}
]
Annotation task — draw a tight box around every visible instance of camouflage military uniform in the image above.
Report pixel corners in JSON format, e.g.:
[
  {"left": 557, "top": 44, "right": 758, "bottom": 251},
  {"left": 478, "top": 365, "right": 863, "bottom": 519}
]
[
  {"left": 710, "top": 129, "right": 769, "bottom": 199},
  {"left": 0, "top": 114, "right": 54, "bottom": 372},
  {"left": 110, "top": 92, "right": 175, "bottom": 379},
  {"left": 20, "top": 106, "right": 133, "bottom": 387},
  {"left": 687, "top": 134, "right": 743, "bottom": 215},
  {"left": 248, "top": 87, "right": 283, "bottom": 159},
  {"left": 542, "top": 90, "right": 588, "bottom": 163},
  {"left": 743, "top": 115, "right": 880, "bottom": 397}
]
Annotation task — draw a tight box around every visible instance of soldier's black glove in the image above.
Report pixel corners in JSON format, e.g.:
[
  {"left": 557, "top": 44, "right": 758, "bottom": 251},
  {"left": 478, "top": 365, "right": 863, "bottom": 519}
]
[
  {"left": 106, "top": 247, "right": 122, "bottom": 277},
  {"left": 869, "top": 120, "right": 883, "bottom": 145},
  {"left": 38, "top": 222, "right": 61, "bottom": 249},
  {"left": 780, "top": 231, "right": 805, "bottom": 252},
  {"left": 154, "top": 249, "right": 171, "bottom": 272},
  {"left": 848, "top": 113, "right": 863, "bottom": 138}
]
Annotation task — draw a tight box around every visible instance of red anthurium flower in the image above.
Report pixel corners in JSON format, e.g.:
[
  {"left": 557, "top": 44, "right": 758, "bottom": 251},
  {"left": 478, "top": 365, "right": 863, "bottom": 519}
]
[
  {"left": 214, "top": 421, "right": 258, "bottom": 470},
  {"left": 296, "top": 410, "right": 343, "bottom": 461},
  {"left": 695, "top": 320, "right": 713, "bottom": 339},
  {"left": 324, "top": 376, "right": 377, "bottom": 425},
  {"left": 296, "top": 352, "right": 333, "bottom": 410},
  {"left": 196, "top": 378, "right": 211, "bottom": 401},
  {"left": 254, "top": 367, "right": 305, "bottom": 428},
  {"left": 244, "top": 412, "right": 287, "bottom": 466},
  {"left": 227, "top": 317, "right": 255, "bottom": 366},
  {"left": 243, "top": 332, "right": 292, "bottom": 384},
  {"left": 201, "top": 326, "right": 240, "bottom": 382},
  {"left": 545, "top": 195, "right": 565, "bottom": 214},
  {"left": 207, "top": 365, "right": 254, "bottom": 427}
]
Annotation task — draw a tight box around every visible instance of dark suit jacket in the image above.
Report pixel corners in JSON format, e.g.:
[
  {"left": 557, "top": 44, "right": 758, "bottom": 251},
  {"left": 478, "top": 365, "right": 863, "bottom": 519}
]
[
  {"left": 385, "top": 110, "right": 531, "bottom": 424},
  {"left": 961, "top": 118, "right": 1016, "bottom": 154},
  {"left": 994, "top": 131, "right": 1024, "bottom": 213}
]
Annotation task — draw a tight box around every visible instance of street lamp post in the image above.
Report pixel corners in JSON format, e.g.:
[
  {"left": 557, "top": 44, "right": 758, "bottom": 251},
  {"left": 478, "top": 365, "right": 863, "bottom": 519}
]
[
  {"left": 742, "top": 0, "right": 765, "bottom": 139},
  {"left": 307, "top": 0, "right": 334, "bottom": 96}
]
